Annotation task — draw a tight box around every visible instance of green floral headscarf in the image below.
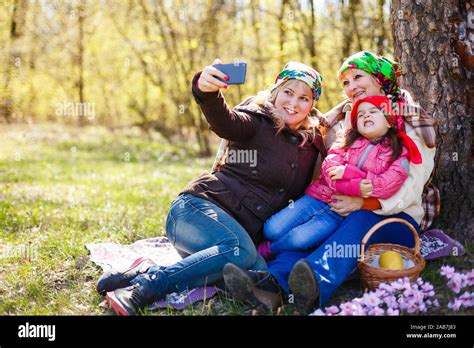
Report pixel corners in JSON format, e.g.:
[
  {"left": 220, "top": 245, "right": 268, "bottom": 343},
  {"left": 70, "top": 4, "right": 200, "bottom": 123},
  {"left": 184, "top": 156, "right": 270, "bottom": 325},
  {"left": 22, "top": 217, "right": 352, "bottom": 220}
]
[{"left": 337, "top": 51, "right": 403, "bottom": 100}]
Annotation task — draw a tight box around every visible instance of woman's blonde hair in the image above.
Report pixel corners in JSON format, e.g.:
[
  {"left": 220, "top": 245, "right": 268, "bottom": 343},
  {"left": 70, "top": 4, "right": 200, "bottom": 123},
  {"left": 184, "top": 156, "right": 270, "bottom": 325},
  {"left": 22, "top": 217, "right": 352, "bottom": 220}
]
[{"left": 245, "top": 80, "right": 322, "bottom": 147}]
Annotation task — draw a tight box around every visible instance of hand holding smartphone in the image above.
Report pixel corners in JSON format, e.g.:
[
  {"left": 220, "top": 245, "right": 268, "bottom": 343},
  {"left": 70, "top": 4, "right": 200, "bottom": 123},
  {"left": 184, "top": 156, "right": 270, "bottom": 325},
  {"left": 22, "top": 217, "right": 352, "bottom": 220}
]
[{"left": 212, "top": 62, "right": 247, "bottom": 85}]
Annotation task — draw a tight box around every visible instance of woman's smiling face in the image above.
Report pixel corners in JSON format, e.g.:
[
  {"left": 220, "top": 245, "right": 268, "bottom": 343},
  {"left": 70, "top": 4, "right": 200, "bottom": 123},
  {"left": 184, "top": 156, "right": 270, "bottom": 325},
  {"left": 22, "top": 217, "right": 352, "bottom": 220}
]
[
  {"left": 274, "top": 80, "right": 314, "bottom": 130},
  {"left": 340, "top": 68, "right": 385, "bottom": 102}
]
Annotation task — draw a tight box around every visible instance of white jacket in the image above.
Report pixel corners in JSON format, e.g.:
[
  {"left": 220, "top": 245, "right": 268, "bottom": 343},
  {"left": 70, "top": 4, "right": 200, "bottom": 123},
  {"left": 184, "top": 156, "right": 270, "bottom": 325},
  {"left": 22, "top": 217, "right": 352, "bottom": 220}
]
[{"left": 375, "top": 122, "right": 435, "bottom": 224}]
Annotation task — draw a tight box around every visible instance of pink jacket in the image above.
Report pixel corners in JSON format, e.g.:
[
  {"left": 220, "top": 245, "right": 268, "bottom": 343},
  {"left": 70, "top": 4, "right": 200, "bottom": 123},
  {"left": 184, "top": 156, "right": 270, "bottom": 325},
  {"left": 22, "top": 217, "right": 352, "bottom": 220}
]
[{"left": 305, "top": 137, "right": 410, "bottom": 203}]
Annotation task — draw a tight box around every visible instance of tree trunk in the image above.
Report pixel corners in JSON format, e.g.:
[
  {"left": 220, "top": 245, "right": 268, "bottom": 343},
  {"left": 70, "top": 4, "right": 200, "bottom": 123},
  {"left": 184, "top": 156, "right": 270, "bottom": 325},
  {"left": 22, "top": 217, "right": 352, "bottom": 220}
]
[
  {"left": 340, "top": 0, "right": 352, "bottom": 59},
  {"left": 391, "top": 0, "right": 473, "bottom": 242},
  {"left": 1, "top": 0, "right": 28, "bottom": 123},
  {"left": 77, "top": 0, "right": 86, "bottom": 127},
  {"left": 251, "top": 0, "right": 265, "bottom": 89},
  {"left": 278, "top": 0, "right": 290, "bottom": 68},
  {"left": 349, "top": 0, "right": 363, "bottom": 52},
  {"left": 376, "top": 0, "right": 386, "bottom": 54}
]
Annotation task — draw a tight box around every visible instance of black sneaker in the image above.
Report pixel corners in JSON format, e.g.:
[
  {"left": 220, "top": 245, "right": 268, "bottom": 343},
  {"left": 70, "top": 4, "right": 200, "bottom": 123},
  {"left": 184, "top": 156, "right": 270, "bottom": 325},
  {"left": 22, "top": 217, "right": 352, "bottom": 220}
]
[
  {"left": 96, "top": 257, "right": 155, "bottom": 295},
  {"left": 106, "top": 280, "right": 158, "bottom": 316},
  {"left": 223, "top": 263, "right": 282, "bottom": 311},
  {"left": 288, "top": 259, "right": 319, "bottom": 314}
]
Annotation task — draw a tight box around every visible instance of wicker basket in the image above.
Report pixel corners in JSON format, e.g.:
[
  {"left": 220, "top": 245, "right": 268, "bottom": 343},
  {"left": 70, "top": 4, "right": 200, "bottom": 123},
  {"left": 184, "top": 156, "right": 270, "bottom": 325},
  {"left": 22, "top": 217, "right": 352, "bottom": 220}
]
[{"left": 358, "top": 218, "right": 425, "bottom": 290}]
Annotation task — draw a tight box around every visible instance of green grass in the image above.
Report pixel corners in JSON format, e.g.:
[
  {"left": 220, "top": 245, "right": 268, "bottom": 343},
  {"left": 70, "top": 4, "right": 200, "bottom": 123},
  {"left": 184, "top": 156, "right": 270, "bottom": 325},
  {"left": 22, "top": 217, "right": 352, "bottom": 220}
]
[{"left": 0, "top": 123, "right": 472, "bottom": 315}]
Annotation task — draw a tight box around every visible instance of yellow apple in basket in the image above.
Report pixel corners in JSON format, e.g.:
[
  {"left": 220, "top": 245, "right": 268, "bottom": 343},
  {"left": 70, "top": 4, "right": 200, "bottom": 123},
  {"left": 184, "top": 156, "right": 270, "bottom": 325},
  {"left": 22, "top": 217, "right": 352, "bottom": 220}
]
[{"left": 378, "top": 251, "right": 403, "bottom": 270}]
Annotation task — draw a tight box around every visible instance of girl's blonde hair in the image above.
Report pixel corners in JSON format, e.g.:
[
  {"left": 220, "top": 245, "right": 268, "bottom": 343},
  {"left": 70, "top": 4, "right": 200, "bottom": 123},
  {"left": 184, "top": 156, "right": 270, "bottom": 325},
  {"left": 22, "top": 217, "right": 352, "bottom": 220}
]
[{"left": 244, "top": 80, "right": 322, "bottom": 147}]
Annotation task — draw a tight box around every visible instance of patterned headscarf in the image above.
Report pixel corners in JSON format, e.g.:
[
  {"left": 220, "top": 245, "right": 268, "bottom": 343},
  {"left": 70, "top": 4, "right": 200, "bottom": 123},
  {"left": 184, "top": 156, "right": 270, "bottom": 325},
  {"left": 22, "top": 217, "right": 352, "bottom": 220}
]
[
  {"left": 272, "top": 62, "right": 323, "bottom": 101},
  {"left": 351, "top": 96, "right": 422, "bottom": 164},
  {"left": 337, "top": 51, "right": 403, "bottom": 101}
]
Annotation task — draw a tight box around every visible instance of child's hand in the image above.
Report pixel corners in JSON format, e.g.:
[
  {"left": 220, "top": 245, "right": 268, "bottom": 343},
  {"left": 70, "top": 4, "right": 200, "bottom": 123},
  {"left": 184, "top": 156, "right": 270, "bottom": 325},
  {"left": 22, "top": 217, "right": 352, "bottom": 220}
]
[
  {"left": 360, "top": 179, "right": 373, "bottom": 198},
  {"left": 327, "top": 165, "right": 345, "bottom": 180}
]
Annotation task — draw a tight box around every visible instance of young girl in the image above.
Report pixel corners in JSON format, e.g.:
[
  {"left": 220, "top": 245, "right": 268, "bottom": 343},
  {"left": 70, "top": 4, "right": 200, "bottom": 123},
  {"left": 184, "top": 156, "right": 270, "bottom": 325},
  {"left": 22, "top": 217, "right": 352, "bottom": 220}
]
[{"left": 257, "top": 95, "right": 422, "bottom": 260}]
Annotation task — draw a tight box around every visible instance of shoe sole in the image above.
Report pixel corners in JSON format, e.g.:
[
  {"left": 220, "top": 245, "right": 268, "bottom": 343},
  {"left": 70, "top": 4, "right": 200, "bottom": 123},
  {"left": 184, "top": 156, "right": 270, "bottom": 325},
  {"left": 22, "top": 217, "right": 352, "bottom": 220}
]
[
  {"left": 223, "top": 263, "right": 280, "bottom": 311},
  {"left": 288, "top": 260, "right": 319, "bottom": 314},
  {"left": 96, "top": 256, "right": 155, "bottom": 295},
  {"left": 105, "top": 291, "right": 134, "bottom": 316}
]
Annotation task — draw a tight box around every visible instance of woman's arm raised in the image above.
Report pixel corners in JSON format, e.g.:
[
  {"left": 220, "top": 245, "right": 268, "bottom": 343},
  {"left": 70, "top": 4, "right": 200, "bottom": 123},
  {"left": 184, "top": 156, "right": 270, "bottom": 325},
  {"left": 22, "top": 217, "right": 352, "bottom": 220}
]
[{"left": 192, "top": 58, "right": 259, "bottom": 142}]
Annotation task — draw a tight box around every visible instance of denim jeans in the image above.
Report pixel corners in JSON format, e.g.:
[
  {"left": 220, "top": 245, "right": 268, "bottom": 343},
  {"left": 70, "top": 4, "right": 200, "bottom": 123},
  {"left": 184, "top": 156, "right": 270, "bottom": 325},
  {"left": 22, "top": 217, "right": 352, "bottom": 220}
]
[
  {"left": 264, "top": 194, "right": 343, "bottom": 254},
  {"left": 133, "top": 193, "right": 267, "bottom": 299},
  {"left": 267, "top": 209, "right": 419, "bottom": 307}
]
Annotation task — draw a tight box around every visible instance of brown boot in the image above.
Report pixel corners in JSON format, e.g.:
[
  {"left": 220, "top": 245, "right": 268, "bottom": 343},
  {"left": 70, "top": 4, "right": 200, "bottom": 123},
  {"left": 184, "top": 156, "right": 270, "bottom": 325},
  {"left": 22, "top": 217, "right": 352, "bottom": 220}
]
[
  {"left": 288, "top": 259, "right": 319, "bottom": 314},
  {"left": 223, "top": 263, "right": 282, "bottom": 312}
]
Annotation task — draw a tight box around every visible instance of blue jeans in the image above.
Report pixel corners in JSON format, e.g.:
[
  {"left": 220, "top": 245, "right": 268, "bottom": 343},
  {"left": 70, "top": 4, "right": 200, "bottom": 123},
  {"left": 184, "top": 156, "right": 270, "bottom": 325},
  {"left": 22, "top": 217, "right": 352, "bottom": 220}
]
[
  {"left": 133, "top": 193, "right": 267, "bottom": 299},
  {"left": 267, "top": 210, "right": 419, "bottom": 307},
  {"left": 264, "top": 194, "right": 343, "bottom": 254}
]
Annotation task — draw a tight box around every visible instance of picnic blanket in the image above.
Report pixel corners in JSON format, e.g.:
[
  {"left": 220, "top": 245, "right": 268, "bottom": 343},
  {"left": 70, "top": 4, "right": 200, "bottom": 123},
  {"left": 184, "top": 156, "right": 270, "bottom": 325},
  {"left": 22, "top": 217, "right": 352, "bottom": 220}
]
[
  {"left": 419, "top": 229, "right": 465, "bottom": 260},
  {"left": 86, "top": 229, "right": 464, "bottom": 311},
  {"left": 85, "top": 237, "right": 222, "bottom": 310}
]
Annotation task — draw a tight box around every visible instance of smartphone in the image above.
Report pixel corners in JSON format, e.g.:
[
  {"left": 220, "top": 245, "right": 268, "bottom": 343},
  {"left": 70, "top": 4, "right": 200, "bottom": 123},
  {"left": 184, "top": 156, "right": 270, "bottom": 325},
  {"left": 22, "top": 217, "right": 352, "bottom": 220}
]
[{"left": 212, "top": 62, "right": 247, "bottom": 85}]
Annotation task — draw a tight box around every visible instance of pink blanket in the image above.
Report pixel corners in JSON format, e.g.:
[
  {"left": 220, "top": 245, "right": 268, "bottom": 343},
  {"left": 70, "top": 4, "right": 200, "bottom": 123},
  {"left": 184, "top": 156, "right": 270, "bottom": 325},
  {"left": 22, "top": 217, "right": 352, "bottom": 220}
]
[{"left": 86, "top": 237, "right": 221, "bottom": 310}]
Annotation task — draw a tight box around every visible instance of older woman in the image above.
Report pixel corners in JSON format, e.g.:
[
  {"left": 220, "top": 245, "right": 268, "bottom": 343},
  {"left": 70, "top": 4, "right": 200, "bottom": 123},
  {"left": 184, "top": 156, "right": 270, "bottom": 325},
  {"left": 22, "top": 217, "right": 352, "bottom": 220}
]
[
  {"left": 96, "top": 59, "right": 326, "bottom": 315},
  {"left": 223, "top": 51, "right": 437, "bottom": 313}
]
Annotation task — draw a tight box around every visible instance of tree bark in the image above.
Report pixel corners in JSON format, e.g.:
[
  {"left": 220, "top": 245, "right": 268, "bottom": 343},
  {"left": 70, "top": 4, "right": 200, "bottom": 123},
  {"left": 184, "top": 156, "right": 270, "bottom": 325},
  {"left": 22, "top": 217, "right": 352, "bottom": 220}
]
[
  {"left": 391, "top": 0, "right": 473, "bottom": 242},
  {"left": 278, "top": 0, "right": 290, "bottom": 68}
]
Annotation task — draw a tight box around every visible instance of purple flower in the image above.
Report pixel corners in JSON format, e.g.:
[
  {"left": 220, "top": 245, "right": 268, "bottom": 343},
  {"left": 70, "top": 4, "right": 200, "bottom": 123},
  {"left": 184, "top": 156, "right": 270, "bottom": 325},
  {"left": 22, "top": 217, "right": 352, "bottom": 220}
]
[
  {"left": 467, "top": 271, "right": 474, "bottom": 286},
  {"left": 397, "top": 298, "right": 408, "bottom": 311},
  {"left": 338, "top": 302, "right": 354, "bottom": 315},
  {"left": 458, "top": 292, "right": 473, "bottom": 308},
  {"left": 403, "top": 288, "right": 414, "bottom": 298},
  {"left": 447, "top": 274, "right": 465, "bottom": 294},
  {"left": 440, "top": 265, "right": 456, "bottom": 278},
  {"left": 461, "top": 273, "right": 469, "bottom": 288},
  {"left": 351, "top": 302, "right": 367, "bottom": 315},
  {"left": 325, "top": 305, "right": 340, "bottom": 315},
  {"left": 310, "top": 308, "right": 326, "bottom": 316},
  {"left": 387, "top": 308, "right": 400, "bottom": 316},
  {"left": 412, "top": 289, "right": 425, "bottom": 303},
  {"left": 447, "top": 298, "right": 463, "bottom": 311},
  {"left": 391, "top": 281, "right": 406, "bottom": 292},
  {"left": 406, "top": 302, "right": 419, "bottom": 314},
  {"left": 425, "top": 290, "right": 435, "bottom": 297},
  {"left": 368, "top": 306, "right": 385, "bottom": 316},
  {"left": 363, "top": 292, "right": 381, "bottom": 308},
  {"left": 421, "top": 283, "right": 434, "bottom": 292},
  {"left": 384, "top": 295, "right": 398, "bottom": 309},
  {"left": 379, "top": 283, "right": 393, "bottom": 292}
]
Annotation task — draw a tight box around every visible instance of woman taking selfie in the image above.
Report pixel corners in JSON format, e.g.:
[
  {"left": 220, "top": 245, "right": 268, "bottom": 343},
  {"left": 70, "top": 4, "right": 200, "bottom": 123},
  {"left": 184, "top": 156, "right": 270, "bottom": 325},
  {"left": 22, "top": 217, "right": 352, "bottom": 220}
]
[{"left": 96, "top": 58, "right": 326, "bottom": 315}]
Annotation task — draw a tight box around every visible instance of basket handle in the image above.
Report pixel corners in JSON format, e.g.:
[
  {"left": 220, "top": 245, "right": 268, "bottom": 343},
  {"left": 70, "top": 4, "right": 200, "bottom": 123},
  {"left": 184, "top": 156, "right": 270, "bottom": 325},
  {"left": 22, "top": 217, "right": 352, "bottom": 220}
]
[{"left": 359, "top": 218, "right": 420, "bottom": 263}]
